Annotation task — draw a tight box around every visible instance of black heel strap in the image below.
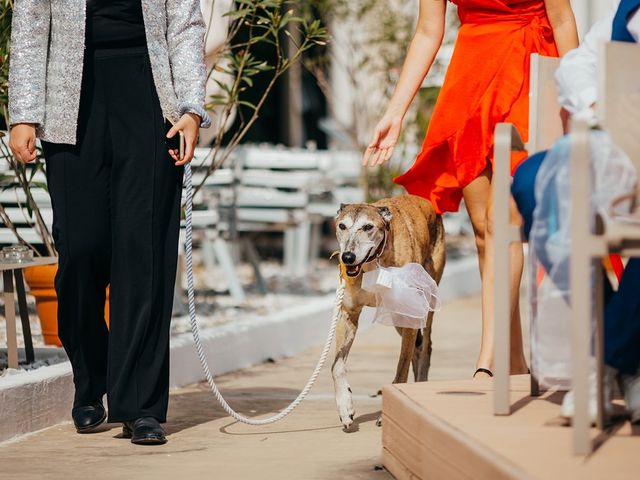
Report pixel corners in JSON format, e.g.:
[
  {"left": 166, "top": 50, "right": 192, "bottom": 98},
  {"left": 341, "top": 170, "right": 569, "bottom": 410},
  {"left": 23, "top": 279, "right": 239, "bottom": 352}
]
[{"left": 474, "top": 368, "right": 494, "bottom": 378}]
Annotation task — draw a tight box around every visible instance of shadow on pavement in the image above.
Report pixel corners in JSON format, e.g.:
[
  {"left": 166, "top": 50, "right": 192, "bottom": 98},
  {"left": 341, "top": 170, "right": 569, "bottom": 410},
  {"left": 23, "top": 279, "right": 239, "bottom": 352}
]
[
  {"left": 511, "top": 389, "right": 564, "bottom": 415},
  {"left": 166, "top": 386, "right": 323, "bottom": 435},
  {"left": 348, "top": 411, "right": 381, "bottom": 433},
  {"left": 219, "top": 421, "right": 340, "bottom": 436}
]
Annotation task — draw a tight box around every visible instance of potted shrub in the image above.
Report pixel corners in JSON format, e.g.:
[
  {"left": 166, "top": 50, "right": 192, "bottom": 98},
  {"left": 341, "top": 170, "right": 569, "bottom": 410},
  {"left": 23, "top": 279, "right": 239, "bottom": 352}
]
[{"left": 0, "top": 0, "right": 326, "bottom": 344}]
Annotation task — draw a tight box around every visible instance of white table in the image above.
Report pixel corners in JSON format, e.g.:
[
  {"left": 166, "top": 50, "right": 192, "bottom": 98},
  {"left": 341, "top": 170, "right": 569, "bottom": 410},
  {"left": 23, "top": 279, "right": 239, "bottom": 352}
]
[{"left": 2, "top": 256, "right": 57, "bottom": 369}]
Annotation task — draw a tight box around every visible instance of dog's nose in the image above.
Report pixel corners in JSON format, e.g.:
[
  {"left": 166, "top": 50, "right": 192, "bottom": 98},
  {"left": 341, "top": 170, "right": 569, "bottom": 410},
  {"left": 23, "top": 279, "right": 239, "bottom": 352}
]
[{"left": 341, "top": 251, "right": 356, "bottom": 265}]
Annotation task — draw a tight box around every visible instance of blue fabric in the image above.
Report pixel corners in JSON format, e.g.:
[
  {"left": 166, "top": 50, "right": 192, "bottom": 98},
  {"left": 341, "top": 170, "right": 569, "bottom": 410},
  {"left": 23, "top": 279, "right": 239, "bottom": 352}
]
[
  {"left": 511, "top": 150, "right": 548, "bottom": 240},
  {"left": 513, "top": 150, "right": 640, "bottom": 374},
  {"left": 605, "top": 0, "right": 640, "bottom": 374},
  {"left": 605, "top": 259, "right": 640, "bottom": 374},
  {"left": 612, "top": 0, "right": 640, "bottom": 42}
]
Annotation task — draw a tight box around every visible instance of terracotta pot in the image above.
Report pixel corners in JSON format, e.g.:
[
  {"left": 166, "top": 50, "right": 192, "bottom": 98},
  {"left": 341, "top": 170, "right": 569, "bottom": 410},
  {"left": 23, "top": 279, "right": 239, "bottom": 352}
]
[{"left": 23, "top": 264, "right": 110, "bottom": 346}]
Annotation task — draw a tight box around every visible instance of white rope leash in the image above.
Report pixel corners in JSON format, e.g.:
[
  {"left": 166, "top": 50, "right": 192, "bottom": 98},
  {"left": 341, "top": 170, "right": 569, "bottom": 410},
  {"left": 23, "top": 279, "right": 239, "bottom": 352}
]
[{"left": 183, "top": 164, "right": 345, "bottom": 425}]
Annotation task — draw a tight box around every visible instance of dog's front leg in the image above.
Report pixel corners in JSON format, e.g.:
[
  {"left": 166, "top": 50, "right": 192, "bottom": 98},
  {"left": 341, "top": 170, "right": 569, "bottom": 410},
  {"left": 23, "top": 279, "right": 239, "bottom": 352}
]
[{"left": 332, "top": 303, "right": 361, "bottom": 430}]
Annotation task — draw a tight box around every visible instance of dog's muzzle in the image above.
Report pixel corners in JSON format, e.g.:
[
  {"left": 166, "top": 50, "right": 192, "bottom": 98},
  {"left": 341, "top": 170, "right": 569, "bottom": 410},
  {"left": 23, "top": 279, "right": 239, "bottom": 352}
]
[
  {"left": 341, "top": 251, "right": 363, "bottom": 277},
  {"left": 340, "top": 233, "right": 388, "bottom": 278},
  {"left": 341, "top": 246, "right": 375, "bottom": 278},
  {"left": 344, "top": 262, "right": 364, "bottom": 278}
]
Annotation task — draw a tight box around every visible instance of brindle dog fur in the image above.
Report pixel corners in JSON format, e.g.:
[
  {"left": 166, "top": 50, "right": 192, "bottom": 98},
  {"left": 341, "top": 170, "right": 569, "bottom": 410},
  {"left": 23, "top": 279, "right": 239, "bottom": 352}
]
[{"left": 333, "top": 195, "right": 445, "bottom": 429}]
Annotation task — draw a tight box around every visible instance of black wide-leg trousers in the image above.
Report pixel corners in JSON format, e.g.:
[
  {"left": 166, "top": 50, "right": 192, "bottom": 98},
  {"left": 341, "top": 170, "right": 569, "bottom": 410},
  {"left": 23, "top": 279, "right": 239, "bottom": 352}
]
[{"left": 43, "top": 46, "right": 183, "bottom": 423}]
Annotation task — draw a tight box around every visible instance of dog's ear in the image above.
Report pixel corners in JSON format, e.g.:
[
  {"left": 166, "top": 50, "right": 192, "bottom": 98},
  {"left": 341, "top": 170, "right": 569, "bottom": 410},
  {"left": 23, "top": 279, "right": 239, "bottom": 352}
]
[
  {"left": 337, "top": 203, "right": 346, "bottom": 215},
  {"left": 378, "top": 206, "right": 392, "bottom": 227}
]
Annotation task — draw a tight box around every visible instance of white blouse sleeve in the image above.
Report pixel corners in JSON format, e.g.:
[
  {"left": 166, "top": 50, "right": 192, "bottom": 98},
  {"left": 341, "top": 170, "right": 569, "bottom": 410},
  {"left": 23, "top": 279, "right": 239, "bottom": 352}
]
[{"left": 554, "top": 1, "right": 619, "bottom": 115}]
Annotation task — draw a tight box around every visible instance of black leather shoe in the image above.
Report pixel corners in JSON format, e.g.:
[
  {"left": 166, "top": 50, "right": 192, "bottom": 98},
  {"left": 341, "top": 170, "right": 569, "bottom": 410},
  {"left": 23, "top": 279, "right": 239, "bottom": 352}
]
[
  {"left": 72, "top": 402, "right": 107, "bottom": 433},
  {"left": 122, "top": 417, "right": 167, "bottom": 445}
]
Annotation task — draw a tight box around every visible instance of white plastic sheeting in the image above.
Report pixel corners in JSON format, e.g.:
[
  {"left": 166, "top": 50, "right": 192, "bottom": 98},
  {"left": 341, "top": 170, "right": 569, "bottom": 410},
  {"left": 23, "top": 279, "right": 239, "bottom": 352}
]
[
  {"left": 529, "top": 130, "right": 637, "bottom": 388},
  {"left": 362, "top": 263, "right": 440, "bottom": 329}
]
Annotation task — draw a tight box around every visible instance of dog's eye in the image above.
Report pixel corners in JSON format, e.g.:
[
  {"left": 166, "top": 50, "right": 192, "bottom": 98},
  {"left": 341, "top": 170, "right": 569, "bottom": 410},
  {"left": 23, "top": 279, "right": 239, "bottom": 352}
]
[
  {"left": 338, "top": 223, "right": 347, "bottom": 231},
  {"left": 362, "top": 224, "right": 373, "bottom": 232}
]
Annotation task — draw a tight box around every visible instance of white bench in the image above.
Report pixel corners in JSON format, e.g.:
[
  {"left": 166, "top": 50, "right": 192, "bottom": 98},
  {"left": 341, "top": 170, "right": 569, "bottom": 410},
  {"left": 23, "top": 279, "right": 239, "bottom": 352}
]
[
  {"left": 0, "top": 155, "right": 53, "bottom": 248},
  {"left": 176, "top": 148, "right": 248, "bottom": 302},
  {"left": 231, "top": 146, "right": 363, "bottom": 279}
]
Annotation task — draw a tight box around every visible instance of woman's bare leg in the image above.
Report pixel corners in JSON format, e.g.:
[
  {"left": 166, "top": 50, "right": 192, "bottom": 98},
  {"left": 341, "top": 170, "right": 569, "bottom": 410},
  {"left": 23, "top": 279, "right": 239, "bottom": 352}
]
[
  {"left": 462, "top": 165, "right": 492, "bottom": 274},
  {"left": 462, "top": 165, "right": 528, "bottom": 377},
  {"left": 479, "top": 193, "right": 528, "bottom": 375}
]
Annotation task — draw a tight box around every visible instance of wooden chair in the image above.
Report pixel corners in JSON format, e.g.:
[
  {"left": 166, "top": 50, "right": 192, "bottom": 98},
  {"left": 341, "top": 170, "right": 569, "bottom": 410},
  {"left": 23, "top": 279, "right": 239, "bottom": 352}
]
[
  {"left": 570, "top": 41, "right": 640, "bottom": 455},
  {"left": 493, "top": 53, "right": 564, "bottom": 415}
]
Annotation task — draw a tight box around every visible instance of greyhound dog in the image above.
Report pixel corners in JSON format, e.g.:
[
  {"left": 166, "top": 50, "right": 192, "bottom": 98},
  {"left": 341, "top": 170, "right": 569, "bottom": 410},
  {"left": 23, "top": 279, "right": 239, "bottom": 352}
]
[{"left": 332, "top": 194, "right": 445, "bottom": 429}]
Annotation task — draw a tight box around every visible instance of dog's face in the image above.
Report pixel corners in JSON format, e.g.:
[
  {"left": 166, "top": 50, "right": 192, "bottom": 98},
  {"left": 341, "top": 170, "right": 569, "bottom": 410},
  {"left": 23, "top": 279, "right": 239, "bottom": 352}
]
[{"left": 334, "top": 203, "right": 392, "bottom": 277}]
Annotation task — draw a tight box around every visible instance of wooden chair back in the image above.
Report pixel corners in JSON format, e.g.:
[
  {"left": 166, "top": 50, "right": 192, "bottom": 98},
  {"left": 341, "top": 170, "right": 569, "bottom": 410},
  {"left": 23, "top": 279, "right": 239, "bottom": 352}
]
[
  {"left": 528, "top": 53, "right": 563, "bottom": 153},
  {"left": 598, "top": 42, "right": 640, "bottom": 172}
]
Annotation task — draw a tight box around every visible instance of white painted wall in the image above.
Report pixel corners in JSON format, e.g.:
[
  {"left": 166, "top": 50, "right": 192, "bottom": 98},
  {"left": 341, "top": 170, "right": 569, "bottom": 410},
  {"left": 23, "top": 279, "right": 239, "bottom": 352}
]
[{"left": 572, "top": 0, "right": 615, "bottom": 37}]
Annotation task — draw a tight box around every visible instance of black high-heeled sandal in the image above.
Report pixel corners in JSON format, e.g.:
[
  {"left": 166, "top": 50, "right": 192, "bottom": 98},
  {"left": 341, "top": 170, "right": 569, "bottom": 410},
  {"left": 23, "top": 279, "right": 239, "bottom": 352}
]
[{"left": 473, "top": 368, "right": 494, "bottom": 378}]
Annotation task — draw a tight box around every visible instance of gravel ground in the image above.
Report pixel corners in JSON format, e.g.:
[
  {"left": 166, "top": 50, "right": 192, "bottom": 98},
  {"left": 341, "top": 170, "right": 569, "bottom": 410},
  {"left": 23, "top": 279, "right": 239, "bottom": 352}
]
[{"left": 0, "top": 352, "right": 69, "bottom": 376}]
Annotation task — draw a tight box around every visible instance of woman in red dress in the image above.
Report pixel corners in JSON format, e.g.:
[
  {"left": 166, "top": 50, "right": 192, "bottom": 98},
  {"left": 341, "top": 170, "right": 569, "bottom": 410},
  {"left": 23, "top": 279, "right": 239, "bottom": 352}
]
[{"left": 364, "top": 0, "right": 578, "bottom": 377}]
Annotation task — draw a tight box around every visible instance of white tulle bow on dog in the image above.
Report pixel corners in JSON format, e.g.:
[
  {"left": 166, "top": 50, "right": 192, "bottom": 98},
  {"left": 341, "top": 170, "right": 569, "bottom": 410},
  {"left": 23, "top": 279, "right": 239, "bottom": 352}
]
[{"left": 362, "top": 263, "right": 440, "bottom": 329}]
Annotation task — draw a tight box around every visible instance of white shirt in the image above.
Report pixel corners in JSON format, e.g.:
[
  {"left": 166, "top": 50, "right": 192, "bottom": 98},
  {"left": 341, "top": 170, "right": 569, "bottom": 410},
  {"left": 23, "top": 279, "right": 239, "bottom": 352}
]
[{"left": 555, "top": 0, "right": 640, "bottom": 115}]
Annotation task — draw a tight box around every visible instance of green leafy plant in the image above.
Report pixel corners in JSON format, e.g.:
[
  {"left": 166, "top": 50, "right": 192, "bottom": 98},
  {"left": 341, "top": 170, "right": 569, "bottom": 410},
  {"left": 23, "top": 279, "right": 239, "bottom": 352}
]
[{"left": 193, "top": 0, "right": 327, "bottom": 194}]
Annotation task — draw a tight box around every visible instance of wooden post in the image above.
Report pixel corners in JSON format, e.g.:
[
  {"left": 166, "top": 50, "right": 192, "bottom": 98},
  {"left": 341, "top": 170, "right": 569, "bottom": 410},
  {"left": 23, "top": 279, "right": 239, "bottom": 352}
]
[
  {"left": 493, "top": 123, "right": 513, "bottom": 416},
  {"left": 569, "top": 120, "right": 592, "bottom": 455}
]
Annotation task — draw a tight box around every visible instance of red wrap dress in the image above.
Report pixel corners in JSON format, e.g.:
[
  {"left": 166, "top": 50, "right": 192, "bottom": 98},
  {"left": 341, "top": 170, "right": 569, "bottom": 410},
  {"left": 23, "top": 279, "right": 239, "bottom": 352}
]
[{"left": 394, "top": 0, "right": 559, "bottom": 214}]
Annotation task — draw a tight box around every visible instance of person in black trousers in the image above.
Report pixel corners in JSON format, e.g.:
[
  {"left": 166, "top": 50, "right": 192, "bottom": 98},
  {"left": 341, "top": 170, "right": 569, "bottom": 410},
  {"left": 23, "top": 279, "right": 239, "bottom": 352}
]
[{"left": 9, "top": 0, "right": 210, "bottom": 445}]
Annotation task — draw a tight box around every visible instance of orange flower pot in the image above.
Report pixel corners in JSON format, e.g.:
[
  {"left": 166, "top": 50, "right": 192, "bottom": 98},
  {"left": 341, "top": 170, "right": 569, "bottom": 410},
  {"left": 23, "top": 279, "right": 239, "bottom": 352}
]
[{"left": 23, "top": 264, "right": 110, "bottom": 346}]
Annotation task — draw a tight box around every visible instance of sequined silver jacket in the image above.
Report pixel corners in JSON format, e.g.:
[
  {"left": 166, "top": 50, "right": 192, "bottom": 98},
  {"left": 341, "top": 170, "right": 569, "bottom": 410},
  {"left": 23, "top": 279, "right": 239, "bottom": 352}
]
[{"left": 8, "top": 0, "right": 212, "bottom": 145}]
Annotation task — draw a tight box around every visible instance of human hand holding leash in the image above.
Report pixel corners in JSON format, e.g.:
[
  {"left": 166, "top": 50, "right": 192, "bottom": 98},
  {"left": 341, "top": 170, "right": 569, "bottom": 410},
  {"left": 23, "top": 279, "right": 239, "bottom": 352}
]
[
  {"left": 166, "top": 112, "right": 200, "bottom": 165},
  {"left": 9, "top": 123, "right": 37, "bottom": 163},
  {"left": 363, "top": 112, "right": 402, "bottom": 167}
]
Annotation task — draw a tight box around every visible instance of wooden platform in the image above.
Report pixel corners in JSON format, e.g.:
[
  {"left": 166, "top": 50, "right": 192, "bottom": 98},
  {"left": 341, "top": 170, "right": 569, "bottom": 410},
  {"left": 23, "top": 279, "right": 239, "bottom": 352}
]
[{"left": 382, "top": 375, "right": 640, "bottom": 480}]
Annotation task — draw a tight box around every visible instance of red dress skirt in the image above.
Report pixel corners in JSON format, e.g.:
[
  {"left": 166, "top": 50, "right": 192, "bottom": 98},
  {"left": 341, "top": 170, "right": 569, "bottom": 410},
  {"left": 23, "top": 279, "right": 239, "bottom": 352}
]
[{"left": 394, "top": 0, "right": 559, "bottom": 214}]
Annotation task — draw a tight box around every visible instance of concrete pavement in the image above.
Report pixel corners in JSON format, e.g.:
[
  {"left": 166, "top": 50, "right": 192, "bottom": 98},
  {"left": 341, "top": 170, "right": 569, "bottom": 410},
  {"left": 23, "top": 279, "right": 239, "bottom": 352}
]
[{"left": 0, "top": 296, "right": 483, "bottom": 479}]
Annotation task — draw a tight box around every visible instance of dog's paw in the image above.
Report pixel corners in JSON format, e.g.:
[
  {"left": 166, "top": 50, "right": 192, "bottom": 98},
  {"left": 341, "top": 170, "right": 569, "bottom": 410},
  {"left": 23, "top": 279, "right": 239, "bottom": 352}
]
[
  {"left": 340, "top": 412, "right": 355, "bottom": 430},
  {"left": 338, "top": 401, "right": 355, "bottom": 430},
  {"left": 336, "top": 388, "right": 355, "bottom": 424}
]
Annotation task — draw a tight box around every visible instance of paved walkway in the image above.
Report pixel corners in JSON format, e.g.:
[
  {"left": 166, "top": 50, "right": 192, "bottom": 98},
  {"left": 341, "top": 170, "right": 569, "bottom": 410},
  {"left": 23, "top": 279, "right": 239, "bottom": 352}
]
[{"left": 0, "top": 296, "right": 483, "bottom": 479}]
